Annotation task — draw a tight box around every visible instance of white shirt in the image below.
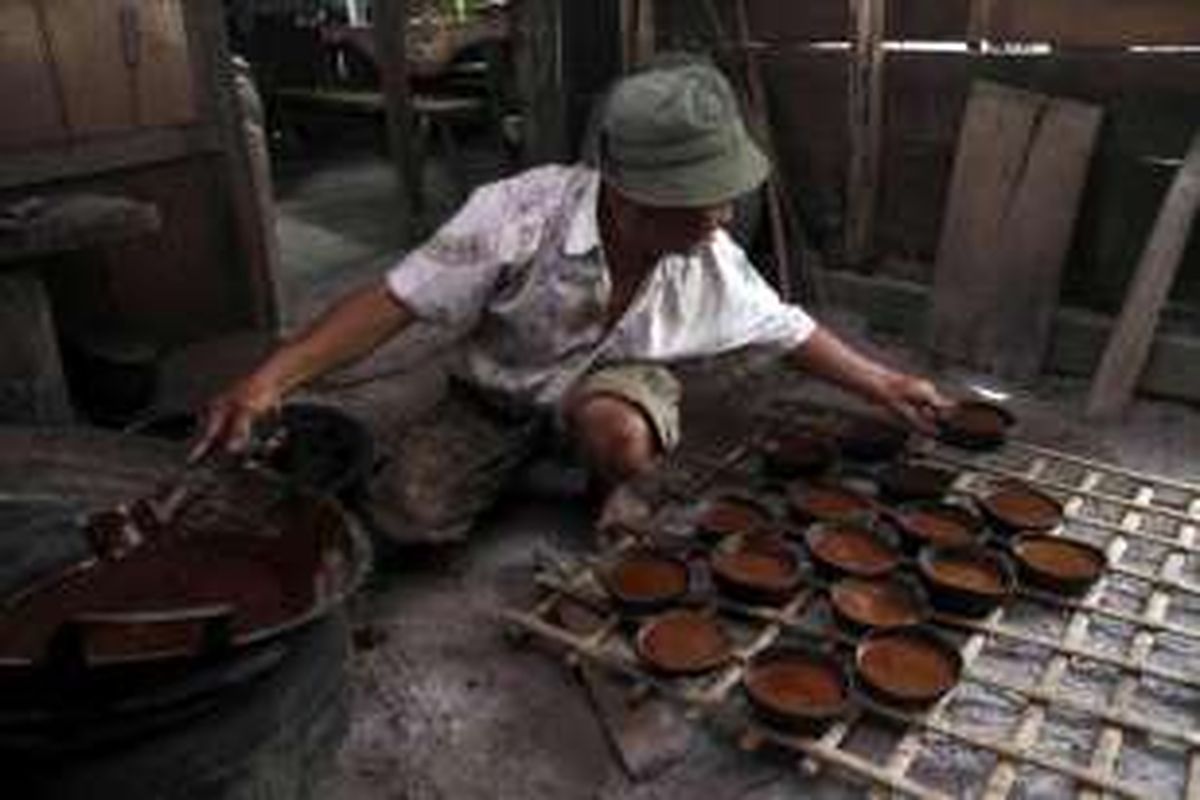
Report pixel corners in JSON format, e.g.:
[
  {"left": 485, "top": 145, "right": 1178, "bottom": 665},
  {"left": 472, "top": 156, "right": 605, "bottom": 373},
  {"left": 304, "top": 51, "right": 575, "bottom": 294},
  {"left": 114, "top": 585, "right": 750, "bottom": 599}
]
[{"left": 386, "top": 165, "right": 815, "bottom": 410}]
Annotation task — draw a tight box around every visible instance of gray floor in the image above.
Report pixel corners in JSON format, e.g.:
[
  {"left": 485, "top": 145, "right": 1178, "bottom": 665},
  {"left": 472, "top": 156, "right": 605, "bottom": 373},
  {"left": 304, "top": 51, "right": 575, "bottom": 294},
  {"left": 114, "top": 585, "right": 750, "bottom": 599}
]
[{"left": 257, "top": 138, "right": 1200, "bottom": 799}]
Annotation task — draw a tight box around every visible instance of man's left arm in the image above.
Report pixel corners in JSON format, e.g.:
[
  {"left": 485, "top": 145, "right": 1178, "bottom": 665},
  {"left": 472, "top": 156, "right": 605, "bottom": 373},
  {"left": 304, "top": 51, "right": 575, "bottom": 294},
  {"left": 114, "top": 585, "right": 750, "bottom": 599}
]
[{"left": 787, "top": 325, "right": 952, "bottom": 434}]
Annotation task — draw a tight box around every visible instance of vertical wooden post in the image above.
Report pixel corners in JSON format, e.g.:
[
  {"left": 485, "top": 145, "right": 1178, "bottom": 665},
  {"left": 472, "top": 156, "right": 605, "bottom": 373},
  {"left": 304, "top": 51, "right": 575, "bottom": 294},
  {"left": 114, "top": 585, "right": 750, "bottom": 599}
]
[
  {"left": 845, "top": 0, "right": 885, "bottom": 267},
  {"left": 967, "top": 0, "right": 995, "bottom": 50},
  {"left": 374, "top": 0, "right": 417, "bottom": 244},
  {"left": 1086, "top": 131, "right": 1200, "bottom": 420},
  {"left": 513, "top": 0, "right": 567, "bottom": 164},
  {"left": 733, "top": 0, "right": 793, "bottom": 301},
  {"left": 621, "top": 0, "right": 656, "bottom": 70},
  {"left": 185, "top": 0, "right": 281, "bottom": 332}
]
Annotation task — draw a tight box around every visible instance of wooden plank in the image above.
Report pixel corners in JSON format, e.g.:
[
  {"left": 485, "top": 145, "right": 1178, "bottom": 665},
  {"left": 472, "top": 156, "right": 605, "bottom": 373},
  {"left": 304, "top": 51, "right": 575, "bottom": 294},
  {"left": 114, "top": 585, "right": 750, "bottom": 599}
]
[
  {"left": 886, "top": 0, "right": 971, "bottom": 40},
  {"left": 745, "top": 0, "right": 848, "bottom": 43},
  {"left": 930, "top": 81, "right": 1100, "bottom": 379},
  {"left": 0, "top": 0, "right": 66, "bottom": 150},
  {"left": 984, "top": 0, "right": 1200, "bottom": 47},
  {"left": 930, "top": 81, "right": 1042, "bottom": 367},
  {"left": 845, "top": 0, "right": 885, "bottom": 266},
  {"left": 0, "top": 125, "right": 219, "bottom": 190},
  {"left": 985, "top": 96, "right": 1101, "bottom": 380},
  {"left": 1086, "top": 131, "right": 1200, "bottom": 418},
  {"left": 42, "top": 0, "right": 136, "bottom": 136},
  {"left": 512, "top": 0, "right": 567, "bottom": 164},
  {"left": 133, "top": 0, "right": 197, "bottom": 127}
]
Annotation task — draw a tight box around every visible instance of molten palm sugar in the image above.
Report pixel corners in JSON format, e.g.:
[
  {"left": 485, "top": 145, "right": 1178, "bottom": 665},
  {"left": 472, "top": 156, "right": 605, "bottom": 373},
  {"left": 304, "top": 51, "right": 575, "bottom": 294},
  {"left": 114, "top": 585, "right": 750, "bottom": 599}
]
[
  {"left": 944, "top": 402, "right": 1008, "bottom": 440},
  {"left": 926, "top": 553, "right": 1005, "bottom": 595},
  {"left": 1016, "top": 537, "right": 1103, "bottom": 581},
  {"left": 711, "top": 549, "right": 797, "bottom": 592},
  {"left": 791, "top": 484, "right": 873, "bottom": 522},
  {"left": 638, "top": 610, "right": 730, "bottom": 674},
  {"left": 858, "top": 632, "right": 958, "bottom": 701},
  {"left": 899, "top": 509, "right": 975, "bottom": 547},
  {"left": 810, "top": 524, "right": 898, "bottom": 576},
  {"left": 747, "top": 658, "right": 845, "bottom": 713},
  {"left": 698, "top": 498, "right": 769, "bottom": 538},
  {"left": 609, "top": 553, "right": 688, "bottom": 603},
  {"left": 832, "top": 577, "right": 923, "bottom": 628},
  {"left": 0, "top": 538, "right": 300, "bottom": 660},
  {"left": 984, "top": 487, "right": 1062, "bottom": 530}
]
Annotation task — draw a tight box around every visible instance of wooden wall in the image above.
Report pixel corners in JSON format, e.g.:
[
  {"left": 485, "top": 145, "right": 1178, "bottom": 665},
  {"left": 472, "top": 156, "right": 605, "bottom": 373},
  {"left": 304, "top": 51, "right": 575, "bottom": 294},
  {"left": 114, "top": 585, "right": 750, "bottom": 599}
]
[
  {"left": 654, "top": 0, "right": 1200, "bottom": 315},
  {"left": 0, "top": 0, "right": 275, "bottom": 347}
]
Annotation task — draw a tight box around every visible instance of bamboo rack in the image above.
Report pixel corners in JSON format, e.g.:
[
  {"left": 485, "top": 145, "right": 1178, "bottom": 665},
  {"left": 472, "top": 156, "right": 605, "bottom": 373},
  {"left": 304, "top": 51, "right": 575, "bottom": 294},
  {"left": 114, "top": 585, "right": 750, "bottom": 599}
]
[{"left": 501, "top": 401, "right": 1200, "bottom": 798}]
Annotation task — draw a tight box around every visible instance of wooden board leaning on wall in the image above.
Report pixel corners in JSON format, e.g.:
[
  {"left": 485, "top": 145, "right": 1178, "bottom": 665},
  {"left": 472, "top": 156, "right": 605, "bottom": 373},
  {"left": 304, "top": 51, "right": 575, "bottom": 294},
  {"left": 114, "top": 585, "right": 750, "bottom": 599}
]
[{"left": 874, "top": 51, "right": 1200, "bottom": 313}]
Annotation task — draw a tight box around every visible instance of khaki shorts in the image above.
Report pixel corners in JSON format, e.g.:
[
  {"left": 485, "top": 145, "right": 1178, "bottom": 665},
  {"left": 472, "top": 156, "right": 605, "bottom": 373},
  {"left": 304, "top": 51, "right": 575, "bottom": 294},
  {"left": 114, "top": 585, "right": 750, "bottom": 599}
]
[
  {"left": 364, "top": 364, "right": 680, "bottom": 544},
  {"left": 567, "top": 363, "right": 682, "bottom": 451}
]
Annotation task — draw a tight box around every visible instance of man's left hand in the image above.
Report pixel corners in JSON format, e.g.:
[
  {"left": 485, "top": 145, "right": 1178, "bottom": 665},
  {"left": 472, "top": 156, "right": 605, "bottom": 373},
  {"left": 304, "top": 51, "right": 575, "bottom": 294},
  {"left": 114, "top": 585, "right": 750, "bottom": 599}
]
[{"left": 875, "top": 371, "right": 953, "bottom": 436}]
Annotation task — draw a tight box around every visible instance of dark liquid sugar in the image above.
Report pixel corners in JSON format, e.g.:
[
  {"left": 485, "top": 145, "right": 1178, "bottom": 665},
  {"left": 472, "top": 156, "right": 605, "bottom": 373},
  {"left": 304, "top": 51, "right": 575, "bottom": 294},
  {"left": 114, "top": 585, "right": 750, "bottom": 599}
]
[
  {"left": 928, "top": 555, "right": 1004, "bottom": 594},
  {"left": 813, "top": 526, "right": 897, "bottom": 574},
  {"left": 611, "top": 556, "right": 688, "bottom": 600},
  {"left": 1019, "top": 539, "right": 1101, "bottom": 580},
  {"left": 860, "top": 635, "right": 957, "bottom": 699},
  {"left": 751, "top": 660, "right": 844, "bottom": 712}
]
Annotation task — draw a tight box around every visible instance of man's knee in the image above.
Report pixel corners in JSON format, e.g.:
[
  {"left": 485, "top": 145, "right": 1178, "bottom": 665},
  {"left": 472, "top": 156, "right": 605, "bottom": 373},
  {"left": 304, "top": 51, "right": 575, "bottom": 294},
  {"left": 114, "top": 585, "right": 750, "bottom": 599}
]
[{"left": 569, "top": 393, "right": 659, "bottom": 481}]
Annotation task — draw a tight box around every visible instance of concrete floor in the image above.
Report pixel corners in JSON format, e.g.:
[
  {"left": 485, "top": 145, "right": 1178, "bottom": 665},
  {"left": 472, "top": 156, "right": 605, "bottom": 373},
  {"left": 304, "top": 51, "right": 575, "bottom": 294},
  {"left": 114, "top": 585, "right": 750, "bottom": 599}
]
[{"left": 249, "top": 134, "right": 1200, "bottom": 799}]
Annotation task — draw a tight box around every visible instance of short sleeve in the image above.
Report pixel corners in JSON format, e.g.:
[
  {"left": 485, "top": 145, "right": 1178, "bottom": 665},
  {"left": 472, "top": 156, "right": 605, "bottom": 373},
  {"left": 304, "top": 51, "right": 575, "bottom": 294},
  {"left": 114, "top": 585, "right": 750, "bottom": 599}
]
[
  {"left": 385, "top": 166, "right": 569, "bottom": 327},
  {"left": 707, "top": 231, "right": 816, "bottom": 350}
]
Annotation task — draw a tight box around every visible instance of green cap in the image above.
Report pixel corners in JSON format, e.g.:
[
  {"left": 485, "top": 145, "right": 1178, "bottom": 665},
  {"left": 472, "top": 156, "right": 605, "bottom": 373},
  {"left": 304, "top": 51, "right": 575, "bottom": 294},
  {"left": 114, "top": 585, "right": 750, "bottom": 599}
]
[{"left": 600, "top": 62, "right": 770, "bottom": 208}]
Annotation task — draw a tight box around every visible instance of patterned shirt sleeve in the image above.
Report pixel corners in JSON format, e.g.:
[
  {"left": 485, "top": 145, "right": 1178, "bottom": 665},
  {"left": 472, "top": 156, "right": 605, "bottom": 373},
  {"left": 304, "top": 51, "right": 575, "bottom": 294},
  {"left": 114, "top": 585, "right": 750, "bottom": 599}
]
[{"left": 385, "top": 167, "right": 566, "bottom": 327}]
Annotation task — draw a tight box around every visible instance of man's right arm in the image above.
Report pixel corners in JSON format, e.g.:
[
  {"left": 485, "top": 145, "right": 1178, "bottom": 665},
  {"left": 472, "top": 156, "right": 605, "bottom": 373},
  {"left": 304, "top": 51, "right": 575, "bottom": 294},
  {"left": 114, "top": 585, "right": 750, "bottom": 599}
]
[{"left": 194, "top": 281, "right": 413, "bottom": 457}]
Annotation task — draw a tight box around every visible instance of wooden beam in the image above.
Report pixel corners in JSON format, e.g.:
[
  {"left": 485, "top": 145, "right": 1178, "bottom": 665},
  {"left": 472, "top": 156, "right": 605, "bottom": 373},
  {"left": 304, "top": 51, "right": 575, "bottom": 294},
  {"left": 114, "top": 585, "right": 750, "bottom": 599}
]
[
  {"left": 185, "top": 0, "right": 281, "bottom": 333},
  {"left": 373, "top": 0, "right": 417, "bottom": 243},
  {"left": 513, "top": 0, "right": 568, "bottom": 165},
  {"left": 984, "top": 0, "right": 1200, "bottom": 47},
  {"left": 1086, "top": 131, "right": 1200, "bottom": 419},
  {"left": 0, "top": 126, "right": 220, "bottom": 191},
  {"left": 845, "top": 0, "right": 885, "bottom": 267}
]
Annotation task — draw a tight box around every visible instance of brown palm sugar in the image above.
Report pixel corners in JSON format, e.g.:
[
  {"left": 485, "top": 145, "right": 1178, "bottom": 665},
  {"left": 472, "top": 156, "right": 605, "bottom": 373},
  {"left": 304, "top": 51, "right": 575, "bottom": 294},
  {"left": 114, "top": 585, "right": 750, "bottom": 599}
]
[
  {"left": 899, "top": 509, "right": 975, "bottom": 546},
  {"left": 811, "top": 525, "right": 898, "bottom": 575},
  {"left": 859, "top": 633, "right": 958, "bottom": 700},
  {"left": 609, "top": 554, "right": 688, "bottom": 602},
  {"left": 748, "top": 659, "right": 845, "bottom": 712},
  {"left": 792, "top": 485, "right": 873, "bottom": 521},
  {"left": 832, "top": 577, "right": 923, "bottom": 627},
  {"left": 927, "top": 554, "right": 1005, "bottom": 595},
  {"left": 638, "top": 611, "right": 730, "bottom": 673},
  {"left": 698, "top": 498, "right": 769, "bottom": 537},
  {"left": 1017, "top": 538, "right": 1103, "bottom": 581},
  {"left": 712, "top": 549, "right": 796, "bottom": 591},
  {"left": 984, "top": 487, "right": 1062, "bottom": 530},
  {"left": 946, "top": 402, "right": 1007, "bottom": 438}
]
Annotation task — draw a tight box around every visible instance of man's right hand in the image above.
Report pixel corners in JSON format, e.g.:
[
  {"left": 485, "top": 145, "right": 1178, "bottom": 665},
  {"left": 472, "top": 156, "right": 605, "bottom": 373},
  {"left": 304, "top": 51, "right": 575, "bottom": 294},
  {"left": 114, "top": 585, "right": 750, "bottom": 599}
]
[{"left": 190, "top": 376, "right": 282, "bottom": 462}]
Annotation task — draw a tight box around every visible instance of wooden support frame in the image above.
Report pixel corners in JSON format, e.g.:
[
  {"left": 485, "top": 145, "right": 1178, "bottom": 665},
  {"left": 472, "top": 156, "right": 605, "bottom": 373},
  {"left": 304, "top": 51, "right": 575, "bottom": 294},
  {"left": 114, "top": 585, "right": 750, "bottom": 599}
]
[
  {"left": 845, "top": 0, "right": 885, "bottom": 267},
  {"left": 504, "top": 400, "right": 1200, "bottom": 798},
  {"left": 372, "top": 0, "right": 417, "bottom": 245}
]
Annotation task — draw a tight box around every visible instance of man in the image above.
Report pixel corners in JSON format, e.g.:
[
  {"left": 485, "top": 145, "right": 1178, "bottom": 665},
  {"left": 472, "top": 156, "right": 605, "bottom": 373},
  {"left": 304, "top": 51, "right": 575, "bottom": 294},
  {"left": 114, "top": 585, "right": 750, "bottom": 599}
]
[{"left": 197, "top": 61, "right": 949, "bottom": 543}]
